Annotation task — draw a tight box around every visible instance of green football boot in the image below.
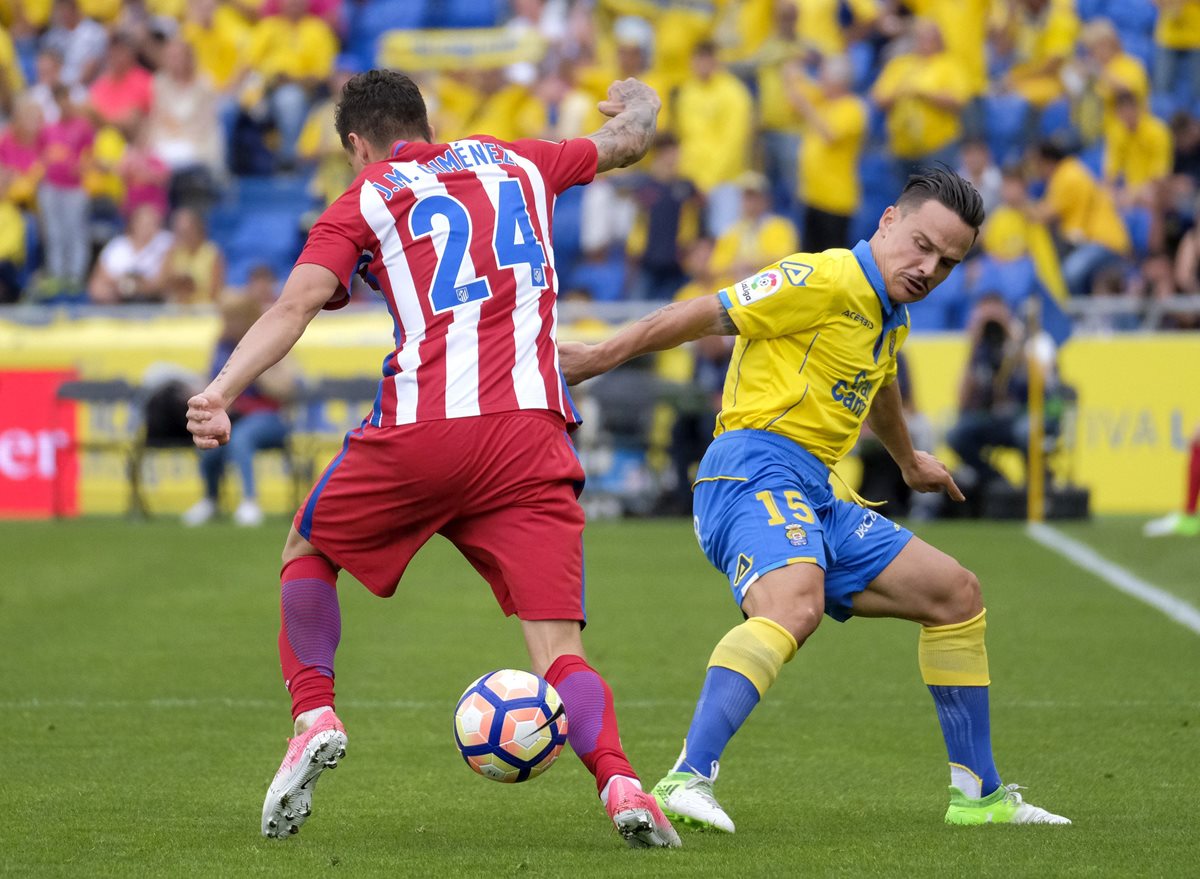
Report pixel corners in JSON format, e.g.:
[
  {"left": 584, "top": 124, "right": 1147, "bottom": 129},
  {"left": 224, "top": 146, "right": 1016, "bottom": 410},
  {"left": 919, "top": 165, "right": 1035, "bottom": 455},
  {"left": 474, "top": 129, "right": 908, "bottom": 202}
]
[
  {"left": 651, "top": 762, "right": 735, "bottom": 833},
  {"left": 945, "top": 783, "right": 1071, "bottom": 825}
]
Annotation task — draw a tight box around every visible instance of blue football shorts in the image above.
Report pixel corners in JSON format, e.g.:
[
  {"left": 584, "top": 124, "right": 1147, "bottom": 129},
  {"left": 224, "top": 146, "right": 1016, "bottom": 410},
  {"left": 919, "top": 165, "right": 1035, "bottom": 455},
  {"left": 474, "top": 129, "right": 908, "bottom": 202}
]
[{"left": 692, "top": 429, "right": 914, "bottom": 622}]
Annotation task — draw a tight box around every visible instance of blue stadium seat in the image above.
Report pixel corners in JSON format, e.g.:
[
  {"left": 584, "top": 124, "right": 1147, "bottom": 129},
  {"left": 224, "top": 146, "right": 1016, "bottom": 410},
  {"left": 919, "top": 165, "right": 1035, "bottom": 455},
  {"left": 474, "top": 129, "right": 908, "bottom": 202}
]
[
  {"left": 1150, "top": 92, "right": 1179, "bottom": 121},
  {"left": 981, "top": 92, "right": 1031, "bottom": 166},
  {"left": 347, "top": 0, "right": 429, "bottom": 67},
  {"left": 1037, "top": 99, "right": 1075, "bottom": 141},
  {"left": 223, "top": 208, "right": 305, "bottom": 286},
  {"left": 552, "top": 184, "right": 583, "bottom": 283},
  {"left": 565, "top": 252, "right": 627, "bottom": 303},
  {"left": 1080, "top": 142, "right": 1105, "bottom": 177},
  {"left": 968, "top": 255, "right": 1041, "bottom": 316},
  {"left": 910, "top": 262, "right": 967, "bottom": 332},
  {"left": 1123, "top": 205, "right": 1153, "bottom": 259},
  {"left": 1075, "top": 0, "right": 1105, "bottom": 20},
  {"left": 1123, "top": 32, "right": 1156, "bottom": 71},
  {"left": 426, "top": 0, "right": 502, "bottom": 28},
  {"left": 1102, "top": 0, "right": 1157, "bottom": 34}
]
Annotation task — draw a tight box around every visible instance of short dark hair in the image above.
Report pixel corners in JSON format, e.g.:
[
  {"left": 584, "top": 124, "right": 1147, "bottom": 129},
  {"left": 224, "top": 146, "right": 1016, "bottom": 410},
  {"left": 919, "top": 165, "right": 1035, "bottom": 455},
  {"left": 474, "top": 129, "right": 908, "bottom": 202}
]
[
  {"left": 896, "top": 165, "right": 985, "bottom": 231},
  {"left": 335, "top": 69, "right": 431, "bottom": 151}
]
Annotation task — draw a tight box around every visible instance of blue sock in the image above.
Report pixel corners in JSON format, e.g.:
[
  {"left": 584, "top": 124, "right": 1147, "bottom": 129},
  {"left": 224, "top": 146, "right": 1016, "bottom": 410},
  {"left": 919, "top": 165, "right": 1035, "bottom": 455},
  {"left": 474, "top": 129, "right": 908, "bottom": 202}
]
[
  {"left": 928, "top": 685, "right": 1002, "bottom": 797},
  {"left": 675, "top": 667, "right": 760, "bottom": 776}
]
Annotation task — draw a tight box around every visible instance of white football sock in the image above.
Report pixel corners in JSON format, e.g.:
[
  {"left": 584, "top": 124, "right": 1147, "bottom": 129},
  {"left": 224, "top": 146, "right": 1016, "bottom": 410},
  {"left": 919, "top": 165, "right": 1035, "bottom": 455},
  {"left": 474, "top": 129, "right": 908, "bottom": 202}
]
[{"left": 294, "top": 705, "right": 333, "bottom": 735}]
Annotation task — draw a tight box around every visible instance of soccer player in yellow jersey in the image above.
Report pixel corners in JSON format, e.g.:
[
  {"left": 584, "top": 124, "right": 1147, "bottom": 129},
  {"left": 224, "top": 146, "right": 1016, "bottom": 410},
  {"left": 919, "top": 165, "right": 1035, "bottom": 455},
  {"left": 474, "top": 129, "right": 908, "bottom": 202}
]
[{"left": 560, "top": 168, "right": 1071, "bottom": 830}]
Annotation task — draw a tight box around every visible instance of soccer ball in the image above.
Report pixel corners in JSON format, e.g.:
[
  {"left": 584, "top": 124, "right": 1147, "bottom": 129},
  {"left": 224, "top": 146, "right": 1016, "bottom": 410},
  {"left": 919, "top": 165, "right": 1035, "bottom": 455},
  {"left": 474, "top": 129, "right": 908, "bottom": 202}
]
[{"left": 453, "top": 669, "right": 569, "bottom": 783}]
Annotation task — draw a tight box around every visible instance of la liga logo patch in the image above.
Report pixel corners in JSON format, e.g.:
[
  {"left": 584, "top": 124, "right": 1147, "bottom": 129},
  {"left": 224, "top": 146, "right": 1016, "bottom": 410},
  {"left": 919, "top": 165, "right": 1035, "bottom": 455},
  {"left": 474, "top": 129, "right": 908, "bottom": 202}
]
[{"left": 735, "top": 269, "right": 783, "bottom": 305}]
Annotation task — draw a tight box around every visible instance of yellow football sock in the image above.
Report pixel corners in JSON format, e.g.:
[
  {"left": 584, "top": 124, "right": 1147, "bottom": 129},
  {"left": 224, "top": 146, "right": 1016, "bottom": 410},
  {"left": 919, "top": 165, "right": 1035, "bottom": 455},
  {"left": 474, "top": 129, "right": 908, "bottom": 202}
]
[
  {"left": 919, "top": 609, "right": 990, "bottom": 687},
  {"left": 707, "top": 616, "right": 799, "bottom": 697}
]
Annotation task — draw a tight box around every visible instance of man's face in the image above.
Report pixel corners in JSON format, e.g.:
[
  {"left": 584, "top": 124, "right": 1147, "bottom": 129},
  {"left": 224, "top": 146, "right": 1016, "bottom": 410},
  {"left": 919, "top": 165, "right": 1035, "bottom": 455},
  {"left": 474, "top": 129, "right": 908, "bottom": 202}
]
[{"left": 875, "top": 200, "right": 975, "bottom": 303}]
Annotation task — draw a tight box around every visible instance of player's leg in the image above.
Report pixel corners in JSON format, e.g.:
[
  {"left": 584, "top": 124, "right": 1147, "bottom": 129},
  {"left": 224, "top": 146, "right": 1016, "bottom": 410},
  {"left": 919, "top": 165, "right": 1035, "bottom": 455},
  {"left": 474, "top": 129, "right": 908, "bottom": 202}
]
[
  {"left": 521, "top": 619, "right": 679, "bottom": 848},
  {"left": 852, "top": 536, "right": 1070, "bottom": 824},
  {"left": 261, "top": 527, "right": 347, "bottom": 839},
  {"left": 653, "top": 563, "right": 819, "bottom": 833},
  {"left": 652, "top": 453, "right": 830, "bottom": 833},
  {"left": 261, "top": 423, "right": 445, "bottom": 838},
  {"left": 444, "top": 412, "right": 679, "bottom": 848}
]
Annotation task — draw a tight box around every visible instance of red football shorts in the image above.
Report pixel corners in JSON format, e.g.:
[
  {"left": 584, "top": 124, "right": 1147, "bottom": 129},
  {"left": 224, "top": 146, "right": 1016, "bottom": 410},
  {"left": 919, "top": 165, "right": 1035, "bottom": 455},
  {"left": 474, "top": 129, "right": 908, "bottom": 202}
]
[{"left": 294, "top": 410, "right": 587, "bottom": 621}]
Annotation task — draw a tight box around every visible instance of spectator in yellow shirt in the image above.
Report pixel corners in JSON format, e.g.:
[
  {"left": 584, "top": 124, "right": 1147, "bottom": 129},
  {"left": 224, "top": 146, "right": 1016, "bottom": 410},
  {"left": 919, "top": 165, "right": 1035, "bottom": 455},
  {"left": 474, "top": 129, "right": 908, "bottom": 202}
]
[
  {"left": 999, "top": 0, "right": 1079, "bottom": 109},
  {"left": 1104, "top": 90, "right": 1173, "bottom": 197},
  {"left": 981, "top": 165, "right": 1068, "bottom": 302},
  {"left": 784, "top": 54, "right": 868, "bottom": 251},
  {"left": 456, "top": 67, "right": 547, "bottom": 143},
  {"left": 708, "top": 171, "right": 799, "bottom": 288},
  {"left": 793, "top": 0, "right": 881, "bottom": 58},
  {"left": 240, "top": 0, "right": 338, "bottom": 170},
  {"left": 870, "top": 18, "right": 970, "bottom": 184},
  {"left": 1033, "top": 139, "right": 1130, "bottom": 296},
  {"left": 674, "top": 40, "right": 754, "bottom": 236},
  {"left": 750, "top": 1, "right": 805, "bottom": 216},
  {"left": 1152, "top": 0, "right": 1200, "bottom": 110},
  {"left": 181, "top": 0, "right": 250, "bottom": 94},
  {"left": 0, "top": 25, "right": 26, "bottom": 120},
  {"left": 1075, "top": 18, "right": 1149, "bottom": 143}
]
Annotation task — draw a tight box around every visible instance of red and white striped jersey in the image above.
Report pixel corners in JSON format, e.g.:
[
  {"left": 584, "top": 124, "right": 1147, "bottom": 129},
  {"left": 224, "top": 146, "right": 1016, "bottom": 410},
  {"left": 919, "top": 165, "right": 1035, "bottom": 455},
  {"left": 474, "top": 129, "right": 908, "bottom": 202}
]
[{"left": 296, "top": 135, "right": 597, "bottom": 428}]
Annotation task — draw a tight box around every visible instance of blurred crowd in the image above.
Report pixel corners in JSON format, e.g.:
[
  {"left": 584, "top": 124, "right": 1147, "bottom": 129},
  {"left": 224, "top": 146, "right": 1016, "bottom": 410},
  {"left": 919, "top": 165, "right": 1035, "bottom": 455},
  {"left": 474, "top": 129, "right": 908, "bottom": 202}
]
[{"left": 0, "top": 0, "right": 1198, "bottom": 329}]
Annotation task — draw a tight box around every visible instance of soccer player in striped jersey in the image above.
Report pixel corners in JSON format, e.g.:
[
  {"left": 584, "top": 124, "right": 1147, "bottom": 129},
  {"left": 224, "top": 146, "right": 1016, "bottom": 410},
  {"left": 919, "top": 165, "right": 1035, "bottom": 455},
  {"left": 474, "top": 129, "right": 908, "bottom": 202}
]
[
  {"left": 186, "top": 69, "right": 680, "bottom": 848},
  {"left": 560, "top": 168, "right": 1070, "bottom": 831}
]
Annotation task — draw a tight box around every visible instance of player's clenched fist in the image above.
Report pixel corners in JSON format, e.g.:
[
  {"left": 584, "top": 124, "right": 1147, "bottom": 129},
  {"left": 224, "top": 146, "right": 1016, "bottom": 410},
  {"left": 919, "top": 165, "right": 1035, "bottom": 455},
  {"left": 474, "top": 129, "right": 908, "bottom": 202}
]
[
  {"left": 187, "top": 391, "right": 232, "bottom": 449},
  {"left": 597, "top": 78, "right": 661, "bottom": 119},
  {"left": 558, "top": 340, "right": 608, "bottom": 386}
]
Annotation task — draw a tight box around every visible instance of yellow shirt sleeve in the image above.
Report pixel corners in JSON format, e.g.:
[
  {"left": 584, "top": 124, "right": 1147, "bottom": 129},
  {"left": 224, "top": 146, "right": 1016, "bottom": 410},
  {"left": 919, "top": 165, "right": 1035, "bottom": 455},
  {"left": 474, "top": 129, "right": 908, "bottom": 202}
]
[{"left": 720, "top": 254, "right": 839, "bottom": 340}]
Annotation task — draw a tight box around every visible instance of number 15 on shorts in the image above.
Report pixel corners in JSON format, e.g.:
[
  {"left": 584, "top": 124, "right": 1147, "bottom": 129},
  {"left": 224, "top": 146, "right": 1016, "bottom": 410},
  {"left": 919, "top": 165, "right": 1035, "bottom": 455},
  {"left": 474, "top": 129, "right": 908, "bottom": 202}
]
[{"left": 755, "top": 490, "right": 814, "bottom": 525}]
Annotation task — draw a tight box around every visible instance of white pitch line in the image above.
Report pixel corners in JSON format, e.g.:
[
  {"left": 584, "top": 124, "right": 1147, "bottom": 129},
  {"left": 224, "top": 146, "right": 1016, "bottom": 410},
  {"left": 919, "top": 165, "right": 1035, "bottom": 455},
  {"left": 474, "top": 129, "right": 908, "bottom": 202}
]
[{"left": 1027, "top": 521, "right": 1200, "bottom": 636}]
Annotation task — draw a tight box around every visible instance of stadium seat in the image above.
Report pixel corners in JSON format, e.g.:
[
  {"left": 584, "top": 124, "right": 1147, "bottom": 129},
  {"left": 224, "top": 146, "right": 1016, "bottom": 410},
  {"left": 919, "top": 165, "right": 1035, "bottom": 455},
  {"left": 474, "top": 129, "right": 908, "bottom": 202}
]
[
  {"left": 426, "top": 0, "right": 503, "bottom": 28},
  {"left": 1075, "top": 0, "right": 1105, "bottom": 20},
  {"left": 1037, "top": 99, "right": 1075, "bottom": 141},
  {"left": 1102, "top": 0, "right": 1157, "bottom": 34},
  {"left": 1123, "top": 205, "right": 1153, "bottom": 259},
  {"left": 551, "top": 184, "right": 583, "bottom": 282},
  {"left": 968, "top": 254, "right": 1040, "bottom": 316},
  {"left": 223, "top": 209, "right": 305, "bottom": 285},
  {"left": 348, "top": 0, "right": 429, "bottom": 67},
  {"left": 1080, "top": 142, "right": 1105, "bottom": 177},
  {"left": 981, "top": 92, "right": 1032, "bottom": 166},
  {"left": 910, "top": 263, "right": 967, "bottom": 332},
  {"left": 1123, "top": 32, "right": 1156, "bottom": 71},
  {"left": 1150, "top": 92, "right": 1179, "bottom": 121}
]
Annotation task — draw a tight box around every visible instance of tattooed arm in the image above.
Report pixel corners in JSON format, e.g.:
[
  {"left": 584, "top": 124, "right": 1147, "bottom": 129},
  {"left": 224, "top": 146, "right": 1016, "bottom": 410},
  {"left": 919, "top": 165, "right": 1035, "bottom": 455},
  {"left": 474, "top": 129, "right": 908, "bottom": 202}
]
[
  {"left": 559, "top": 294, "right": 737, "bottom": 385},
  {"left": 586, "top": 78, "right": 662, "bottom": 173},
  {"left": 186, "top": 263, "right": 336, "bottom": 449}
]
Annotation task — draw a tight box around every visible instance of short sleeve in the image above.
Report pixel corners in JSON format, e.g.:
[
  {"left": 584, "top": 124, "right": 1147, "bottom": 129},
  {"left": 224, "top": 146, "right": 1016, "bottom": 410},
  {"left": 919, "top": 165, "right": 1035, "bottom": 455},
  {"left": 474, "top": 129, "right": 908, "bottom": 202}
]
[
  {"left": 295, "top": 183, "right": 369, "bottom": 310},
  {"left": 718, "top": 255, "right": 840, "bottom": 340},
  {"left": 506, "top": 136, "right": 598, "bottom": 195}
]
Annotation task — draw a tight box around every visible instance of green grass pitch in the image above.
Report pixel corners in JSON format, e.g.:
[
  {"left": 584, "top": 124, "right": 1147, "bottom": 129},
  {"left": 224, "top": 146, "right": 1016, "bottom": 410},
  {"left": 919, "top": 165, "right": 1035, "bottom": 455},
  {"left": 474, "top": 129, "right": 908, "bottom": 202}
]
[{"left": 2, "top": 517, "right": 1197, "bottom": 877}]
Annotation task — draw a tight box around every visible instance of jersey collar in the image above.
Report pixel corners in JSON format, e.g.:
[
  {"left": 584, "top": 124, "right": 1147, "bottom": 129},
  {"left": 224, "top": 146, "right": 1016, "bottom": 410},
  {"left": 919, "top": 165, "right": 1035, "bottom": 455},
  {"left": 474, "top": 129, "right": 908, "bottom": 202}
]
[
  {"left": 851, "top": 239, "right": 893, "bottom": 316},
  {"left": 852, "top": 239, "right": 910, "bottom": 362},
  {"left": 389, "top": 140, "right": 409, "bottom": 158}
]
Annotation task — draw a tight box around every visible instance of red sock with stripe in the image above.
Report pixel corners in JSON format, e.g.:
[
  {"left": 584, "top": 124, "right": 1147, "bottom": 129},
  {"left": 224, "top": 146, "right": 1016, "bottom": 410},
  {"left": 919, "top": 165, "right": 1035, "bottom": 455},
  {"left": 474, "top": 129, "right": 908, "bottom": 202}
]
[
  {"left": 278, "top": 555, "right": 341, "bottom": 721},
  {"left": 544, "top": 654, "right": 637, "bottom": 794}
]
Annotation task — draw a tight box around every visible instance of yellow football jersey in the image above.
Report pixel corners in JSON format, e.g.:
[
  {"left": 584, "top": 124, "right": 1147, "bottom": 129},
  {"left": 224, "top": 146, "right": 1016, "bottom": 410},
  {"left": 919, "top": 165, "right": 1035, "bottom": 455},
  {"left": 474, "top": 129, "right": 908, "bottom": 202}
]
[{"left": 715, "top": 242, "right": 910, "bottom": 467}]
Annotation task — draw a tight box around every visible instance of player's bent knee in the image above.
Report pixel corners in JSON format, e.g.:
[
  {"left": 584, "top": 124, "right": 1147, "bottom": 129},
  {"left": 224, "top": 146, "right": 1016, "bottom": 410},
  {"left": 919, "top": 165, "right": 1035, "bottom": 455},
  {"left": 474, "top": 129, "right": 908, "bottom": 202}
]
[
  {"left": 930, "top": 564, "right": 983, "bottom": 625},
  {"left": 742, "top": 571, "right": 825, "bottom": 645}
]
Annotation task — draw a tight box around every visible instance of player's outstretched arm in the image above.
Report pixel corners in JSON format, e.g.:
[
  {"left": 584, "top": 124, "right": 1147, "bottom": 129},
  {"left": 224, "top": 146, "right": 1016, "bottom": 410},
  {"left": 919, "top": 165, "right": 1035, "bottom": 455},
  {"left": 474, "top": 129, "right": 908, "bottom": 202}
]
[
  {"left": 587, "top": 78, "right": 661, "bottom": 173},
  {"left": 187, "top": 263, "right": 338, "bottom": 449},
  {"left": 866, "top": 381, "right": 965, "bottom": 502},
  {"left": 559, "top": 294, "right": 735, "bottom": 385}
]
